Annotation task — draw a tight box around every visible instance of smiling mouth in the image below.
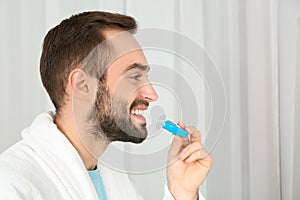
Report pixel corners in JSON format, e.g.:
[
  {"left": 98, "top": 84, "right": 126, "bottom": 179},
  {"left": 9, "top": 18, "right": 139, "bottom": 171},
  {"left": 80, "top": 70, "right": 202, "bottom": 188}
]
[
  {"left": 129, "top": 99, "right": 149, "bottom": 127},
  {"left": 130, "top": 107, "right": 147, "bottom": 127}
]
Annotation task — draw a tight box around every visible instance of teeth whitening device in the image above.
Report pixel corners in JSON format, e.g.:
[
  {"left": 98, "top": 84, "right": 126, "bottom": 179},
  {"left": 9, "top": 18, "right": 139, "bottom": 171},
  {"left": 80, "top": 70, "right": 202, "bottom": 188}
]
[{"left": 156, "top": 115, "right": 189, "bottom": 138}]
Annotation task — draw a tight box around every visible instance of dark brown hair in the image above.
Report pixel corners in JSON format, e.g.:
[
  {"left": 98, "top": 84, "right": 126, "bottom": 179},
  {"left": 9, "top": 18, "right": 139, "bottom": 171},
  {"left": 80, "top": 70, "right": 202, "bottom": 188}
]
[{"left": 40, "top": 11, "right": 137, "bottom": 113}]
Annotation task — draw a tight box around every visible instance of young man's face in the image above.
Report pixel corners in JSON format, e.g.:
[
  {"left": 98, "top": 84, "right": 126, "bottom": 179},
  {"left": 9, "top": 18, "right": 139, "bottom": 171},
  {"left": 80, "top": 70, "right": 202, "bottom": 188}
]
[{"left": 88, "top": 30, "right": 158, "bottom": 143}]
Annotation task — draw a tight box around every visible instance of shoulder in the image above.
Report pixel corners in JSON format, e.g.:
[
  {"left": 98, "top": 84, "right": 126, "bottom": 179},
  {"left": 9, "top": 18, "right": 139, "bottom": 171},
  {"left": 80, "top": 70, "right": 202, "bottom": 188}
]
[
  {"left": 0, "top": 141, "right": 49, "bottom": 199},
  {"left": 0, "top": 140, "right": 35, "bottom": 172}
]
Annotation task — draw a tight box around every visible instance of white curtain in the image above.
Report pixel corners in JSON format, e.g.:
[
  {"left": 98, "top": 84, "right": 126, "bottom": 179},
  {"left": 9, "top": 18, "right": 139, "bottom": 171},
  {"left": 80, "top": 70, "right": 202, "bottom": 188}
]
[
  {"left": 279, "top": 0, "right": 300, "bottom": 200},
  {"left": 293, "top": 19, "right": 300, "bottom": 199},
  {"left": 0, "top": 1, "right": 47, "bottom": 152},
  {"left": 0, "top": 0, "right": 299, "bottom": 200},
  {"left": 197, "top": 0, "right": 280, "bottom": 199}
]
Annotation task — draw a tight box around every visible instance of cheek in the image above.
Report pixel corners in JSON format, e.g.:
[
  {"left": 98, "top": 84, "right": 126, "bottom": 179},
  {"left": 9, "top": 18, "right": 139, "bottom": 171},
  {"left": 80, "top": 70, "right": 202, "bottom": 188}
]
[{"left": 112, "top": 79, "right": 139, "bottom": 101}]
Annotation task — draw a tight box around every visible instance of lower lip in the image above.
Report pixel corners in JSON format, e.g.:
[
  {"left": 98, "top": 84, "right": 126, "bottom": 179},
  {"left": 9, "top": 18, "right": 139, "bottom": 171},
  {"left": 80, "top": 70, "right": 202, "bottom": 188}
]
[{"left": 131, "top": 114, "right": 146, "bottom": 125}]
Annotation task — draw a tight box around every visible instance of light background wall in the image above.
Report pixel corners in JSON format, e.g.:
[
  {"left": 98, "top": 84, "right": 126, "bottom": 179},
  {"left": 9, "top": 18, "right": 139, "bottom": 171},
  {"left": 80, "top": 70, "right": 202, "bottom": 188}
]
[{"left": 0, "top": 0, "right": 299, "bottom": 200}]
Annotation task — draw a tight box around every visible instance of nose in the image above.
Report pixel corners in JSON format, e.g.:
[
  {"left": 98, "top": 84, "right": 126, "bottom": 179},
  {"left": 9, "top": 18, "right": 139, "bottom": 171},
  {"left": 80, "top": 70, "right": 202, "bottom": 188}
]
[{"left": 139, "top": 81, "right": 158, "bottom": 102}]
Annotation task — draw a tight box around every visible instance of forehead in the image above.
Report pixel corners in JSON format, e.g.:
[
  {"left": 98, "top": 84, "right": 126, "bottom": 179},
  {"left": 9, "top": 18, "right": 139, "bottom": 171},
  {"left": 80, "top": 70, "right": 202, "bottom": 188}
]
[
  {"left": 102, "top": 29, "right": 148, "bottom": 86},
  {"left": 103, "top": 28, "right": 148, "bottom": 69}
]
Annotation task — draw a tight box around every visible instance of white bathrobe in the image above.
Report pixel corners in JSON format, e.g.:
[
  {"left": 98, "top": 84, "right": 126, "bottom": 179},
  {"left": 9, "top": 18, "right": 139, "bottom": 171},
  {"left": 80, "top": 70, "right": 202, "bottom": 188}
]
[{"left": 0, "top": 112, "right": 205, "bottom": 200}]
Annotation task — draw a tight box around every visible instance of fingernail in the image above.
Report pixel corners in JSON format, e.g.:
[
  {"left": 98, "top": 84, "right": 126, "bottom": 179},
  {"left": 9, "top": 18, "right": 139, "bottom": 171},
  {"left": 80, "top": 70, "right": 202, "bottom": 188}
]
[{"left": 199, "top": 148, "right": 208, "bottom": 158}]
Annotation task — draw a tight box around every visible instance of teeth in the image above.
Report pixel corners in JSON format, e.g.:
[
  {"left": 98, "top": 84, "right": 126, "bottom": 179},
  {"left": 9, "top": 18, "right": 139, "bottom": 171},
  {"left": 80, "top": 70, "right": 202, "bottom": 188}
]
[
  {"left": 131, "top": 109, "right": 144, "bottom": 115},
  {"left": 138, "top": 110, "right": 144, "bottom": 115}
]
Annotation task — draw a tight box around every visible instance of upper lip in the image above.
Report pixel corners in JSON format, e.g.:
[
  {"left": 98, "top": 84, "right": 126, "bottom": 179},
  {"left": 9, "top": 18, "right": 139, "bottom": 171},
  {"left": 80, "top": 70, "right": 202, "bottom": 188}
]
[
  {"left": 129, "top": 100, "right": 150, "bottom": 114},
  {"left": 131, "top": 105, "right": 148, "bottom": 112}
]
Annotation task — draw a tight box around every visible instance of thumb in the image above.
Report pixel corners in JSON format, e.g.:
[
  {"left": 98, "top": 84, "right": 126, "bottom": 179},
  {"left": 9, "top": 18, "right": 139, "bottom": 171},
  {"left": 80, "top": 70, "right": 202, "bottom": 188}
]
[
  {"left": 168, "top": 127, "right": 190, "bottom": 161},
  {"left": 168, "top": 135, "right": 184, "bottom": 158}
]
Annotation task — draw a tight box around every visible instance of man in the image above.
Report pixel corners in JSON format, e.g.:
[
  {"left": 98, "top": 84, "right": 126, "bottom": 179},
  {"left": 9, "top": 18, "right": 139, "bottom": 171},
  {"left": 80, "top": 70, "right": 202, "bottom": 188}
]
[{"left": 0, "top": 11, "right": 212, "bottom": 200}]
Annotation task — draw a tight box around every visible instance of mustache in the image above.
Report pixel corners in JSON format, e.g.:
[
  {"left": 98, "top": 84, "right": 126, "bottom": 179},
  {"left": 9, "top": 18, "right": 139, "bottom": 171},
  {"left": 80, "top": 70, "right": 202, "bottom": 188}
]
[{"left": 130, "top": 99, "right": 149, "bottom": 110}]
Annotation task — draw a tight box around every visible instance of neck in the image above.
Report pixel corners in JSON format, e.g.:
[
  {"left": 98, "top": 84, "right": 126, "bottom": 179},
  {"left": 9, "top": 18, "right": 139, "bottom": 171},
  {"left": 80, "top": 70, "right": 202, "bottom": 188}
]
[{"left": 54, "top": 109, "right": 109, "bottom": 170}]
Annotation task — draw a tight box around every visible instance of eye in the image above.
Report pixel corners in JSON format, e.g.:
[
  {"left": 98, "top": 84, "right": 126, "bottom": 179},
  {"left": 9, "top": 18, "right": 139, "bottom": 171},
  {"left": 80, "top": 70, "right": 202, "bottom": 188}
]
[{"left": 130, "top": 74, "right": 142, "bottom": 81}]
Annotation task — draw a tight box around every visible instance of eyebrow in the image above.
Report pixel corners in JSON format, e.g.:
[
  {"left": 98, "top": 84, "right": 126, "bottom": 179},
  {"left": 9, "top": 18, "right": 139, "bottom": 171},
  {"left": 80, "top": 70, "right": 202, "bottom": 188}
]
[{"left": 124, "top": 63, "right": 150, "bottom": 73}]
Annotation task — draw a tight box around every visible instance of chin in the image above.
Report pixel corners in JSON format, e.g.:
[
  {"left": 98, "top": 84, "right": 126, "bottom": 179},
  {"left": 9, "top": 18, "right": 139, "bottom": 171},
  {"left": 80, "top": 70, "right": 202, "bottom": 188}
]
[
  {"left": 117, "top": 131, "right": 147, "bottom": 144},
  {"left": 131, "top": 127, "right": 148, "bottom": 143},
  {"left": 130, "top": 137, "right": 146, "bottom": 144},
  {"left": 130, "top": 124, "right": 148, "bottom": 144}
]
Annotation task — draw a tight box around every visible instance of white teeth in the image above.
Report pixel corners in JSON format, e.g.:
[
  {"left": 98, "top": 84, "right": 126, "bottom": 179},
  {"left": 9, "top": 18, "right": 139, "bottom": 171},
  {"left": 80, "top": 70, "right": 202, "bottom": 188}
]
[
  {"left": 131, "top": 109, "right": 144, "bottom": 115},
  {"left": 138, "top": 110, "right": 144, "bottom": 115}
]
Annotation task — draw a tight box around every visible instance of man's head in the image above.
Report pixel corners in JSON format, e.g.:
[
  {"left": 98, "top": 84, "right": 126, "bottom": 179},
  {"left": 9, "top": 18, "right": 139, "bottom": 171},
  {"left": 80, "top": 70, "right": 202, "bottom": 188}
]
[
  {"left": 40, "top": 11, "right": 137, "bottom": 112},
  {"left": 40, "top": 11, "right": 158, "bottom": 144}
]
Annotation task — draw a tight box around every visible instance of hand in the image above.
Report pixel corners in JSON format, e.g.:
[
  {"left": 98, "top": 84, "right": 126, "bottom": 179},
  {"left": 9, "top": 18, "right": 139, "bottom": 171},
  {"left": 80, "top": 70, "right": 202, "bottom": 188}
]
[{"left": 167, "top": 122, "right": 213, "bottom": 200}]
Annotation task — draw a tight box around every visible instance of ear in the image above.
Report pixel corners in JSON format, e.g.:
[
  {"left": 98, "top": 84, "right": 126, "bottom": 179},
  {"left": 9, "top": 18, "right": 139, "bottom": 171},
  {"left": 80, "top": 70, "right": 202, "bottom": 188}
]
[{"left": 69, "top": 69, "right": 97, "bottom": 101}]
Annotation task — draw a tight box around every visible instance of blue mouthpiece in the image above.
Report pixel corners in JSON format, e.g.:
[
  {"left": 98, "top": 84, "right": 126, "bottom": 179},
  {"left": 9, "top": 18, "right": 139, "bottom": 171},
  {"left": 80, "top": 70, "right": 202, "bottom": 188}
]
[{"left": 162, "top": 120, "right": 188, "bottom": 138}]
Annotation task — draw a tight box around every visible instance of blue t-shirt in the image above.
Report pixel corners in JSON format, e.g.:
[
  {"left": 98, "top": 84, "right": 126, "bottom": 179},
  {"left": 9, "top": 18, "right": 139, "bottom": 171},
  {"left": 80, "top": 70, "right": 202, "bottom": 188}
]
[{"left": 87, "top": 166, "right": 107, "bottom": 200}]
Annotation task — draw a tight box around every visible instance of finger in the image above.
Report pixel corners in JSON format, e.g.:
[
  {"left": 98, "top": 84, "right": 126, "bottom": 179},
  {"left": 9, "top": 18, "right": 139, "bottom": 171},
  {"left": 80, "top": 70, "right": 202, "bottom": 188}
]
[
  {"left": 178, "top": 142, "right": 203, "bottom": 160},
  {"left": 184, "top": 148, "right": 211, "bottom": 164},
  {"left": 173, "top": 121, "right": 190, "bottom": 143},
  {"left": 168, "top": 135, "right": 186, "bottom": 159},
  {"left": 195, "top": 152, "right": 213, "bottom": 169},
  {"left": 184, "top": 126, "right": 201, "bottom": 143},
  {"left": 177, "top": 122, "right": 202, "bottom": 143},
  {"left": 177, "top": 122, "right": 186, "bottom": 129},
  {"left": 177, "top": 122, "right": 193, "bottom": 141}
]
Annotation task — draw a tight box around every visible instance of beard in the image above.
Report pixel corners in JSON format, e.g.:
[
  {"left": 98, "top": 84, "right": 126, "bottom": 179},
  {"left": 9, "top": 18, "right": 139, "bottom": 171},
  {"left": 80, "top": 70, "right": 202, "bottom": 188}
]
[{"left": 87, "top": 81, "right": 149, "bottom": 143}]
